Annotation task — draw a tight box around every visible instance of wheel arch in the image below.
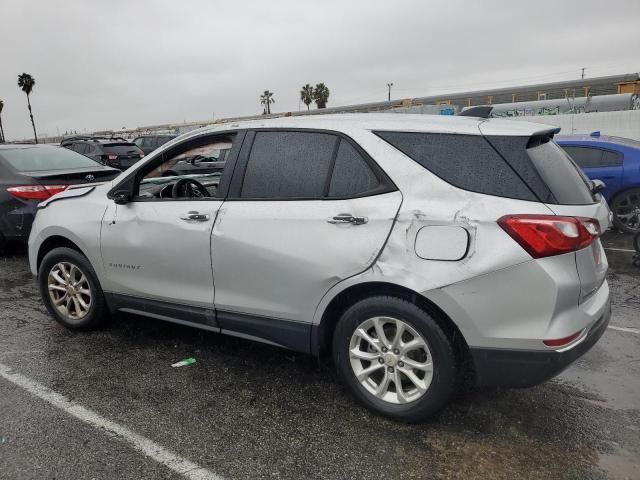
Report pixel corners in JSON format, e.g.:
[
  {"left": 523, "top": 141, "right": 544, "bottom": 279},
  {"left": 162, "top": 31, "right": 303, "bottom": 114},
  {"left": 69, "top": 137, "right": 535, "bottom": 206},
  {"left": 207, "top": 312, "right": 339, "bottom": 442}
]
[
  {"left": 609, "top": 184, "right": 640, "bottom": 204},
  {"left": 37, "top": 235, "right": 88, "bottom": 272},
  {"left": 314, "top": 281, "right": 472, "bottom": 375}
]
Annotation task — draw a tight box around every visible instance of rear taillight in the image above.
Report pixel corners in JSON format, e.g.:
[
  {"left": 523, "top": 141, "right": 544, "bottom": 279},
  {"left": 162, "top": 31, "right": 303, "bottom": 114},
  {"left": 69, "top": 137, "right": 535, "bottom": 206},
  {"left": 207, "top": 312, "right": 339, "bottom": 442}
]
[
  {"left": 107, "top": 154, "right": 118, "bottom": 161},
  {"left": 498, "top": 214, "right": 600, "bottom": 259},
  {"left": 6, "top": 185, "right": 69, "bottom": 200}
]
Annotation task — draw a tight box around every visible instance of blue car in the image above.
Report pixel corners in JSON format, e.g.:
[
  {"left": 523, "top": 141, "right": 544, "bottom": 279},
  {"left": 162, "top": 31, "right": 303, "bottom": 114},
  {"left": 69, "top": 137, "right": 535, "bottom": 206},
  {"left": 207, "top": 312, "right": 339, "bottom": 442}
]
[{"left": 556, "top": 133, "right": 640, "bottom": 233}]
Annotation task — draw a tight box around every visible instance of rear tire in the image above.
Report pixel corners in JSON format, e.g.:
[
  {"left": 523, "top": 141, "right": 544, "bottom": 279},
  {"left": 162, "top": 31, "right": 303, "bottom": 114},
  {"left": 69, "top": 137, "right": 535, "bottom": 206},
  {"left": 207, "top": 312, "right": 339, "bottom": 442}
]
[
  {"left": 611, "top": 188, "right": 640, "bottom": 234},
  {"left": 332, "top": 296, "right": 457, "bottom": 423},
  {"left": 38, "top": 247, "right": 109, "bottom": 331}
]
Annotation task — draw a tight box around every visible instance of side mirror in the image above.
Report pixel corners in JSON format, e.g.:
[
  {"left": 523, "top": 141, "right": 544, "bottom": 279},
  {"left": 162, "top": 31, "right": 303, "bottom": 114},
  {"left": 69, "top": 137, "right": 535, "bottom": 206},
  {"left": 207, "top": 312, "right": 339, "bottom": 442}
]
[
  {"left": 591, "top": 179, "right": 606, "bottom": 194},
  {"left": 113, "top": 191, "right": 130, "bottom": 205}
]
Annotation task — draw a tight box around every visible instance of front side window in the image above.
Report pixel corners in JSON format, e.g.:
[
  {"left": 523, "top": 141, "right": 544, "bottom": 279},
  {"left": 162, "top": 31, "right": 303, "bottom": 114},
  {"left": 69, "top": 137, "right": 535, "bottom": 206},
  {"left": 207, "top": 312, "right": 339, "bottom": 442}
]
[{"left": 134, "top": 134, "right": 236, "bottom": 200}]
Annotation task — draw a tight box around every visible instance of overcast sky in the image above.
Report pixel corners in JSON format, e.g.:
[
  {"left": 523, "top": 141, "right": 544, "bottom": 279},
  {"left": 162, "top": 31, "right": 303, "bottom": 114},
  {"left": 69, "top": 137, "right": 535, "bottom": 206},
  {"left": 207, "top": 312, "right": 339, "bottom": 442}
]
[{"left": 1, "top": 0, "right": 639, "bottom": 139}]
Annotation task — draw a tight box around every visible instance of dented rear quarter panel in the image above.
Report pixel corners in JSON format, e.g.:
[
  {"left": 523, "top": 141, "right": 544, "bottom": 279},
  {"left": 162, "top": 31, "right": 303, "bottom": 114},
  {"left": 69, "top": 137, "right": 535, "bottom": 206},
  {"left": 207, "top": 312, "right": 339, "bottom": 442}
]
[{"left": 313, "top": 127, "right": 577, "bottom": 348}]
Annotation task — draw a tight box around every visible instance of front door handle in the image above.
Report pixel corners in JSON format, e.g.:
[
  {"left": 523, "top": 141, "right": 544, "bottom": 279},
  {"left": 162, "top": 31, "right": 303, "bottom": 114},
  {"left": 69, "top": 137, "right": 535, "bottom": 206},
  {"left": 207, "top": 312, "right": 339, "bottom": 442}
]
[
  {"left": 180, "top": 211, "right": 210, "bottom": 221},
  {"left": 327, "top": 213, "right": 368, "bottom": 225}
]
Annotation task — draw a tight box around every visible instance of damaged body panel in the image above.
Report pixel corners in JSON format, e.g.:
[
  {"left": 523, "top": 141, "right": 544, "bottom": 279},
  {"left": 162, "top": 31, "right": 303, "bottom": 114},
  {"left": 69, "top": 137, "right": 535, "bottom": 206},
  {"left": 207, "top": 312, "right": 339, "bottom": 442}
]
[{"left": 28, "top": 113, "right": 612, "bottom": 418}]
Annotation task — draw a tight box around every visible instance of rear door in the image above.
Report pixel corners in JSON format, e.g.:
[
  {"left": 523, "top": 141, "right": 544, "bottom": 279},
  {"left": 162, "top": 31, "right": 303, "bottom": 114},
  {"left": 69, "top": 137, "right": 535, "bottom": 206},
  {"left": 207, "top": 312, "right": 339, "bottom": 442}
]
[
  {"left": 560, "top": 145, "right": 623, "bottom": 199},
  {"left": 212, "top": 130, "right": 401, "bottom": 349}
]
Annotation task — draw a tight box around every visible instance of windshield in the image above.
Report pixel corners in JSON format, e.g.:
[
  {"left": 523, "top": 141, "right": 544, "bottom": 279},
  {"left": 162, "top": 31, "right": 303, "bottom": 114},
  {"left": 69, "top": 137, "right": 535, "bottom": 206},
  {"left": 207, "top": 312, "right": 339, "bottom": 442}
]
[{"left": 0, "top": 146, "right": 102, "bottom": 172}]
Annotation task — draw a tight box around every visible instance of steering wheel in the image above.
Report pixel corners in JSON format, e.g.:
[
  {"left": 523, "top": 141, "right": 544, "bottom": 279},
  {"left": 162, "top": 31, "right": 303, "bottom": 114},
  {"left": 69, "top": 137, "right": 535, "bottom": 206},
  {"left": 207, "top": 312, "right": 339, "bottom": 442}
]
[{"left": 172, "top": 178, "right": 210, "bottom": 198}]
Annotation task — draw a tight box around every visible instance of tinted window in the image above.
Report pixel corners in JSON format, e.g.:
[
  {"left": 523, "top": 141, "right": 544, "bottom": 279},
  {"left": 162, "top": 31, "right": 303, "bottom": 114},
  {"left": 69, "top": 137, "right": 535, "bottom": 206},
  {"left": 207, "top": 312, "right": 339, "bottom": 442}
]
[
  {"left": 561, "top": 146, "right": 622, "bottom": 168},
  {"left": 0, "top": 146, "right": 101, "bottom": 171},
  {"left": 142, "top": 137, "right": 153, "bottom": 148},
  {"left": 527, "top": 139, "right": 596, "bottom": 205},
  {"left": 329, "top": 140, "right": 379, "bottom": 197},
  {"left": 102, "top": 144, "right": 143, "bottom": 155},
  {"left": 156, "top": 136, "right": 174, "bottom": 148},
  {"left": 241, "top": 131, "right": 337, "bottom": 199},
  {"left": 375, "top": 131, "right": 537, "bottom": 201}
]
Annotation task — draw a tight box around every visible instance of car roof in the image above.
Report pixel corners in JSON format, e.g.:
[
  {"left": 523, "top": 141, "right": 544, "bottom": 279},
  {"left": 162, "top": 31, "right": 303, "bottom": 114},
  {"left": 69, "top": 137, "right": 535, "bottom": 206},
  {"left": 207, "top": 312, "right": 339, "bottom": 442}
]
[
  {"left": 185, "top": 113, "right": 558, "bottom": 138},
  {"left": 0, "top": 144, "right": 61, "bottom": 150},
  {"left": 134, "top": 134, "right": 176, "bottom": 138}
]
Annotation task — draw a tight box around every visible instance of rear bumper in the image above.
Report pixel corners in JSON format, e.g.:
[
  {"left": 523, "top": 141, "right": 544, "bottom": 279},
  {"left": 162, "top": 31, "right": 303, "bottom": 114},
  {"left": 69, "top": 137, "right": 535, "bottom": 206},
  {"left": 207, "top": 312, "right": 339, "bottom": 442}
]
[{"left": 470, "top": 300, "right": 611, "bottom": 387}]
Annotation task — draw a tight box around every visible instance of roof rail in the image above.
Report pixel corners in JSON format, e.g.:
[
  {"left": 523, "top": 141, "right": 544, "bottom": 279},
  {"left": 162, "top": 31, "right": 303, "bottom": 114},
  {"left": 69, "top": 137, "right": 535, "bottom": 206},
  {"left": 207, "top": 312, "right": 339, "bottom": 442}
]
[{"left": 458, "top": 106, "right": 494, "bottom": 118}]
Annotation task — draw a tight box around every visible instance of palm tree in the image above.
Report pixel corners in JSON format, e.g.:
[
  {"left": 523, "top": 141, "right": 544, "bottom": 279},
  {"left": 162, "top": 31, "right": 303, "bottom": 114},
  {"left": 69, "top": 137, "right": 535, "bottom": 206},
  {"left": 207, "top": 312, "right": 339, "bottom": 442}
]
[
  {"left": 17, "top": 73, "right": 38, "bottom": 144},
  {"left": 313, "top": 83, "right": 330, "bottom": 109},
  {"left": 300, "top": 84, "right": 314, "bottom": 110},
  {"left": 260, "top": 90, "right": 275, "bottom": 115},
  {"left": 0, "top": 99, "right": 5, "bottom": 143}
]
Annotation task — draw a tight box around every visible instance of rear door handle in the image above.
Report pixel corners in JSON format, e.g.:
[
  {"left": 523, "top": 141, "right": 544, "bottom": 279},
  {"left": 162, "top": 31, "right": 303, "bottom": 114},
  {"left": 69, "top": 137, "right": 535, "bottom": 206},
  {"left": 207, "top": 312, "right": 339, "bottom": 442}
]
[
  {"left": 180, "top": 211, "right": 210, "bottom": 221},
  {"left": 327, "top": 213, "right": 368, "bottom": 225}
]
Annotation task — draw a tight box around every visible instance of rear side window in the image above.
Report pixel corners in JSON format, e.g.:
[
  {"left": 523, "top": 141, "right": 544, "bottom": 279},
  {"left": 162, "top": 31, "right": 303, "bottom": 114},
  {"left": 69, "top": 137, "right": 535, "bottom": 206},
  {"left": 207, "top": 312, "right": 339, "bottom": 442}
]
[
  {"left": 561, "top": 146, "right": 623, "bottom": 168},
  {"left": 328, "top": 140, "right": 380, "bottom": 197},
  {"left": 103, "top": 144, "right": 142, "bottom": 155},
  {"left": 241, "top": 131, "right": 337, "bottom": 199},
  {"left": 375, "top": 131, "right": 537, "bottom": 201}
]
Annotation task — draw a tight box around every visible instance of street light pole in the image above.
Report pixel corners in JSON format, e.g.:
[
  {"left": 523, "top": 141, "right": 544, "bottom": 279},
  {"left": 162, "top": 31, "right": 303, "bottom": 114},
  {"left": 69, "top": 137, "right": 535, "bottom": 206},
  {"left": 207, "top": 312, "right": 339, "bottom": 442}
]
[{"left": 387, "top": 82, "right": 393, "bottom": 102}]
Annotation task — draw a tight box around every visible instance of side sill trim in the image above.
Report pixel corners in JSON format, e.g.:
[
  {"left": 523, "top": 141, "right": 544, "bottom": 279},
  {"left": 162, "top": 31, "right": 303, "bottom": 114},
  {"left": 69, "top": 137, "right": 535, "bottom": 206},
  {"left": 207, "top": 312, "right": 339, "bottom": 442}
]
[
  {"left": 104, "top": 293, "right": 313, "bottom": 354},
  {"left": 217, "top": 310, "right": 312, "bottom": 354}
]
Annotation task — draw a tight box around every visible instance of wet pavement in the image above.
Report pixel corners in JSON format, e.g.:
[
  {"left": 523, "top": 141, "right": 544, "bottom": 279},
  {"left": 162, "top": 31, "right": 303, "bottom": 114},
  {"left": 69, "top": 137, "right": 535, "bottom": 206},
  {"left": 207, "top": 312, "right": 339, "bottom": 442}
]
[{"left": 0, "top": 232, "right": 638, "bottom": 480}]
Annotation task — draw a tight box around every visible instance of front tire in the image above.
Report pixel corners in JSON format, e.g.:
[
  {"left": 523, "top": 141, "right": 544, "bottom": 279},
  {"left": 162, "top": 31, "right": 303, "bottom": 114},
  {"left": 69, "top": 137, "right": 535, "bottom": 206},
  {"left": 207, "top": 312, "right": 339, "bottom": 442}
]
[
  {"left": 38, "top": 247, "right": 109, "bottom": 331},
  {"left": 332, "top": 296, "right": 457, "bottom": 423}
]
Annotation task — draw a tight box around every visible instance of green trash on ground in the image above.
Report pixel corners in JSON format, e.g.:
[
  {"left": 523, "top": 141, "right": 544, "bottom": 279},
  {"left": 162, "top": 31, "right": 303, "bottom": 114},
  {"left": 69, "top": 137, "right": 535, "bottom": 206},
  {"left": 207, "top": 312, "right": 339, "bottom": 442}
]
[{"left": 171, "top": 357, "right": 196, "bottom": 368}]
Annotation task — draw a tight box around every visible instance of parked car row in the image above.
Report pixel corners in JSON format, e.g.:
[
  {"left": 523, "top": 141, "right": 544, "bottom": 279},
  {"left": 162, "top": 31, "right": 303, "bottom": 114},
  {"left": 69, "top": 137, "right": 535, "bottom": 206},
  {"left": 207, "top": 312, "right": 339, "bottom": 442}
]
[
  {"left": 0, "top": 144, "right": 120, "bottom": 250},
  {"left": 61, "top": 136, "right": 145, "bottom": 169},
  {"left": 25, "top": 113, "right": 612, "bottom": 422},
  {"left": 556, "top": 133, "right": 640, "bottom": 233},
  {"left": 132, "top": 134, "right": 177, "bottom": 155}
]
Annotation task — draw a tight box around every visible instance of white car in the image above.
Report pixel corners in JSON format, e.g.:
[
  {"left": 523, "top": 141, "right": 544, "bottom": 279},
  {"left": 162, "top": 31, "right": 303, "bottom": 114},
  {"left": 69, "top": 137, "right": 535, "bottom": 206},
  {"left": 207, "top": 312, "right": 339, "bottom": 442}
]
[{"left": 28, "top": 113, "right": 611, "bottom": 422}]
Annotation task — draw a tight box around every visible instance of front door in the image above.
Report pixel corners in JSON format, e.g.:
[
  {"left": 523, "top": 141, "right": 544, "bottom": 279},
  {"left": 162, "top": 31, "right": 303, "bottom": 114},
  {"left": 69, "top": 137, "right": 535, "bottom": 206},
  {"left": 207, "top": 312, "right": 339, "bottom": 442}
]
[
  {"left": 100, "top": 132, "right": 241, "bottom": 316},
  {"left": 212, "top": 130, "right": 401, "bottom": 349}
]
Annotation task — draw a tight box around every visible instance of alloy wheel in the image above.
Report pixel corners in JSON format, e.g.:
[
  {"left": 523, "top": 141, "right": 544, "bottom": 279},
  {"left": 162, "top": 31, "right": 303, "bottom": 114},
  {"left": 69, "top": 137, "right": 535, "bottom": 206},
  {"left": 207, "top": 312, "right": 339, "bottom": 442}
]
[
  {"left": 349, "top": 316, "right": 434, "bottom": 404},
  {"left": 47, "top": 262, "right": 92, "bottom": 321},
  {"left": 615, "top": 191, "right": 640, "bottom": 232}
]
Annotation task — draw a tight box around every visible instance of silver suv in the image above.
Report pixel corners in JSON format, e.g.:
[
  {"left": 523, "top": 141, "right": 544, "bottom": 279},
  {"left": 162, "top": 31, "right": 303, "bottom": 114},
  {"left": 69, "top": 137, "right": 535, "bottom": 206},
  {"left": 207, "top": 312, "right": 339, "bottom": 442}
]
[{"left": 28, "top": 114, "right": 611, "bottom": 422}]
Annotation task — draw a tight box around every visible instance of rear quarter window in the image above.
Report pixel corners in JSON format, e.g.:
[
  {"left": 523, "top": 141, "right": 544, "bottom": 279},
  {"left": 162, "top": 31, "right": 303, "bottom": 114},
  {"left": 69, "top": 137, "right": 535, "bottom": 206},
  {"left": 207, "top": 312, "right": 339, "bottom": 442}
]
[{"left": 375, "top": 131, "right": 538, "bottom": 201}]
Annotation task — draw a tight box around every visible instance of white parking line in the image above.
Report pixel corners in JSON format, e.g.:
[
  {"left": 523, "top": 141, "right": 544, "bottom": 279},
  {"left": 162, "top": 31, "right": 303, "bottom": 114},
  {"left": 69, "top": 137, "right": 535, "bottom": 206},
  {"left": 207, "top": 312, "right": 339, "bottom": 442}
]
[
  {"left": 0, "top": 350, "right": 45, "bottom": 356},
  {"left": 0, "top": 362, "right": 223, "bottom": 480},
  {"left": 608, "top": 325, "right": 640, "bottom": 335},
  {"left": 604, "top": 247, "right": 636, "bottom": 253}
]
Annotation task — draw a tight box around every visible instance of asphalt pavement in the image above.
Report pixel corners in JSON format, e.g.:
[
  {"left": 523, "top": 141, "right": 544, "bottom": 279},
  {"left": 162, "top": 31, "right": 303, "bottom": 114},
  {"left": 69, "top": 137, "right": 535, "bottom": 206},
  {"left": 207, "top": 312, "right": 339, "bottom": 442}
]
[{"left": 0, "top": 232, "right": 638, "bottom": 480}]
